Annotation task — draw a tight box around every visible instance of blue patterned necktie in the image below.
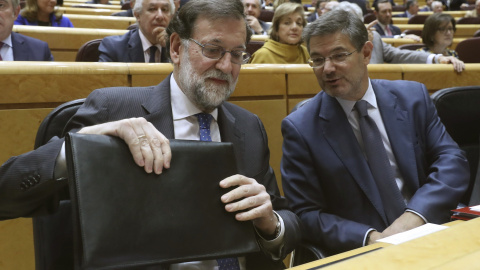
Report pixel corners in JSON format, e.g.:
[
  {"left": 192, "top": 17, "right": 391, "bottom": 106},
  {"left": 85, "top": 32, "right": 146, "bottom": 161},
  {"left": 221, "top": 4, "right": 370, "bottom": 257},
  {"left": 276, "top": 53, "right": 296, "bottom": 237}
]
[
  {"left": 195, "top": 113, "right": 240, "bottom": 270},
  {"left": 149, "top": 46, "right": 157, "bottom": 63},
  {"left": 355, "top": 100, "right": 405, "bottom": 224}
]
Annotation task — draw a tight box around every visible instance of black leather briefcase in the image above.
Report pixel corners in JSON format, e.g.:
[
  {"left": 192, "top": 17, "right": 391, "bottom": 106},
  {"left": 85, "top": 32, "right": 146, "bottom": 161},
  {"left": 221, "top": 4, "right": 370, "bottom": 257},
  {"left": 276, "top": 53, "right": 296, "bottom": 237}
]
[{"left": 65, "top": 133, "right": 260, "bottom": 270}]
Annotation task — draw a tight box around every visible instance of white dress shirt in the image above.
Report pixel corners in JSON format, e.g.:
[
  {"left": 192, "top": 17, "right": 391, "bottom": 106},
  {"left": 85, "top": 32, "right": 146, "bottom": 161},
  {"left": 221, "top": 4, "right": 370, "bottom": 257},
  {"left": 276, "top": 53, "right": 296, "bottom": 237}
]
[
  {"left": 0, "top": 35, "right": 14, "bottom": 61},
  {"left": 138, "top": 29, "right": 162, "bottom": 63}
]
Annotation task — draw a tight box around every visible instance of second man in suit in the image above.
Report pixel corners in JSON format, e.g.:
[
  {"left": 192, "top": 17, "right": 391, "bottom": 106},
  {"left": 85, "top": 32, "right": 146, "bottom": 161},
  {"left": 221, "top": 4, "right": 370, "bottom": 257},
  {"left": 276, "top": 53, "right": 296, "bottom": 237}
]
[
  {"left": 98, "top": 0, "right": 174, "bottom": 62},
  {"left": 281, "top": 9, "right": 469, "bottom": 255}
]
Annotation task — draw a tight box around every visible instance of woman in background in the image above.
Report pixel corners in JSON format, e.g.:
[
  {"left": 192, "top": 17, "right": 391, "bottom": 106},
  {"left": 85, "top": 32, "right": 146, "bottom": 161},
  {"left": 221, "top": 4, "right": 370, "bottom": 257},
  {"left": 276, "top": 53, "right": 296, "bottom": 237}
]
[
  {"left": 15, "top": 0, "right": 73, "bottom": 27},
  {"left": 249, "top": 2, "right": 309, "bottom": 64},
  {"left": 418, "top": 13, "right": 459, "bottom": 58}
]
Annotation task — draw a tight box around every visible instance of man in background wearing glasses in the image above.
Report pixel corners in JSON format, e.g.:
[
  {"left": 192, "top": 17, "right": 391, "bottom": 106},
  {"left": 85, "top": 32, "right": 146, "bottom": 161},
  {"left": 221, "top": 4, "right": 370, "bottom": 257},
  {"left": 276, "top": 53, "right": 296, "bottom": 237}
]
[
  {"left": 281, "top": 9, "right": 468, "bottom": 256},
  {"left": 0, "top": 0, "right": 301, "bottom": 269}
]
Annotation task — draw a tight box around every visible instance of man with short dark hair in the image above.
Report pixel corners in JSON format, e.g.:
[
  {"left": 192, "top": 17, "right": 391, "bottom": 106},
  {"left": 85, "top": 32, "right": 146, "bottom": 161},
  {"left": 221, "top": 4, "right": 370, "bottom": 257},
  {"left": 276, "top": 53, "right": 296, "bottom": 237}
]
[
  {"left": 0, "top": 0, "right": 300, "bottom": 269},
  {"left": 281, "top": 9, "right": 469, "bottom": 255},
  {"left": 395, "top": 0, "right": 419, "bottom": 17},
  {"left": 0, "top": 0, "right": 53, "bottom": 61},
  {"left": 99, "top": 0, "right": 174, "bottom": 62}
]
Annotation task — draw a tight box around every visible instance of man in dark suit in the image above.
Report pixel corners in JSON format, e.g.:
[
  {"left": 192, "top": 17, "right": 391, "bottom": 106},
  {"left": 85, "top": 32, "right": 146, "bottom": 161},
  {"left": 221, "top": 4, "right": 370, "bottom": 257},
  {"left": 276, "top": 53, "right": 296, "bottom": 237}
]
[
  {"left": 99, "top": 0, "right": 174, "bottom": 62},
  {"left": 373, "top": 0, "right": 401, "bottom": 37},
  {"left": 0, "top": 0, "right": 53, "bottom": 61},
  {"left": 111, "top": 0, "right": 134, "bottom": 17},
  {"left": 243, "top": 0, "right": 270, "bottom": 35},
  {"left": 307, "top": 0, "right": 327, "bottom": 22},
  {"left": 0, "top": 0, "right": 301, "bottom": 269},
  {"left": 394, "top": 0, "right": 419, "bottom": 17},
  {"left": 281, "top": 9, "right": 469, "bottom": 255}
]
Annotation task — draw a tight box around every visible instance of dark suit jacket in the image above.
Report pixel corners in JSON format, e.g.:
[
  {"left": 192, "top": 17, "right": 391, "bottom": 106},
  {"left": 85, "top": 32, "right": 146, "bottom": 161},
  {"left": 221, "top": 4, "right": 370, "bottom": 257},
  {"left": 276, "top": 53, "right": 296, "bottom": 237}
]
[
  {"left": 307, "top": 12, "right": 318, "bottom": 23},
  {"left": 11, "top": 32, "right": 53, "bottom": 61},
  {"left": 374, "top": 23, "right": 401, "bottom": 37},
  {"left": 281, "top": 79, "right": 469, "bottom": 255},
  {"left": 0, "top": 74, "right": 301, "bottom": 269},
  {"left": 98, "top": 28, "right": 168, "bottom": 63},
  {"left": 111, "top": 9, "right": 134, "bottom": 17}
]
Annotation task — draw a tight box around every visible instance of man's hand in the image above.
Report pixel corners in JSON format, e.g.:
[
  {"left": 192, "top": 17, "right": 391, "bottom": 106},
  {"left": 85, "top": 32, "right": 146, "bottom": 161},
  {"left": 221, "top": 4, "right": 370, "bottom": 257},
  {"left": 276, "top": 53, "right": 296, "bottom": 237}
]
[
  {"left": 438, "top": 55, "right": 466, "bottom": 73},
  {"left": 78, "top": 117, "right": 171, "bottom": 174},
  {"left": 403, "top": 34, "right": 421, "bottom": 42},
  {"left": 381, "top": 212, "right": 425, "bottom": 238},
  {"left": 366, "top": 20, "right": 378, "bottom": 42},
  {"left": 220, "top": 174, "right": 278, "bottom": 236},
  {"left": 246, "top": 15, "right": 264, "bottom": 34},
  {"left": 153, "top": 26, "right": 167, "bottom": 47}
]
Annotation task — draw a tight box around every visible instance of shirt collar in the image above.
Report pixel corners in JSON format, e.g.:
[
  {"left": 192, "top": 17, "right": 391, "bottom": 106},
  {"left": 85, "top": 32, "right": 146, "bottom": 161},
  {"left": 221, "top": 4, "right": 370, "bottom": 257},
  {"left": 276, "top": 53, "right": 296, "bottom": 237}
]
[
  {"left": 169, "top": 75, "right": 218, "bottom": 121},
  {"left": 138, "top": 28, "right": 161, "bottom": 53},
  {"left": 336, "top": 79, "right": 377, "bottom": 116},
  {"left": 1, "top": 34, "right": 13, "bottom": 48}
]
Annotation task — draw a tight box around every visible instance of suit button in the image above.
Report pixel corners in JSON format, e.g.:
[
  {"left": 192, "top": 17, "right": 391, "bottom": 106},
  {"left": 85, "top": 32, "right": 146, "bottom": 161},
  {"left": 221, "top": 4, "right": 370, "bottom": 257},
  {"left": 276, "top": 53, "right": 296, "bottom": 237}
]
[{"left": 20, "top": 182, "right": 28, "bottom": 190}]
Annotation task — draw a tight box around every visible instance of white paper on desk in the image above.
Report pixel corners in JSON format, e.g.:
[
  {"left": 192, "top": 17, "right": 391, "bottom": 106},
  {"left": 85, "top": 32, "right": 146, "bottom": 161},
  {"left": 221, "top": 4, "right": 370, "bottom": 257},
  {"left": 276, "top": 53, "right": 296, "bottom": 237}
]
[
  {"left": 377, "top": 223, "right": 448, "bottom": 245},
  {"left": 469, "top": 205, "right": 480, "bottom": 212}
]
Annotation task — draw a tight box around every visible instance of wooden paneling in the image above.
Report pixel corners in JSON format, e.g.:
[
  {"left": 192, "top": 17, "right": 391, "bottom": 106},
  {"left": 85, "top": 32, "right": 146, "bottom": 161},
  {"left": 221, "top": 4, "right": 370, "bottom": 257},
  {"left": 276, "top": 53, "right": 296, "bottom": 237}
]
[{"left": 65, "top": 14, "right": 136, "bottom": 30}]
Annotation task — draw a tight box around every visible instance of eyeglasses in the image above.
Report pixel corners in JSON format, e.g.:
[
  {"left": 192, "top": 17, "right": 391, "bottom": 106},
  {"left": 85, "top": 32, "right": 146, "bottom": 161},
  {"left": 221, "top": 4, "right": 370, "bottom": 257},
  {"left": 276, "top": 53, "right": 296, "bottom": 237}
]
[
  {"left": 189, "top": 38, "right": 251, "bottom": 65},
  {"left": 308, "top": 50, "right": 357, "bottom": 68},
  {"left": 437, "top": 27, "right": 454, "bottom": 34}
]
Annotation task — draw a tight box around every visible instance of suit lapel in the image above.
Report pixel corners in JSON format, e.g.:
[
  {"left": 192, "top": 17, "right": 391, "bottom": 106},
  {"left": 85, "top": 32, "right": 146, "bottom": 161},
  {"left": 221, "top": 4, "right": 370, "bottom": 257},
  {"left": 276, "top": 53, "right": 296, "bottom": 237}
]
[
  {"left": 128, "top": 29, "right": 146, "bottom": 63},
  {"left": 11, "top": 33, "right": 28, "bottom": 61},
  {"left": 320, "top": 94, "right": 388, "bottom": 224},
  {"left": 142, "top": 74, "right": 175, "bottom": 139},
  {"left": 373, "top": 81, "right": 419, "bottom": 194},
  {"left": 217, "top": 104, "right": 245, "bottom": 170}
]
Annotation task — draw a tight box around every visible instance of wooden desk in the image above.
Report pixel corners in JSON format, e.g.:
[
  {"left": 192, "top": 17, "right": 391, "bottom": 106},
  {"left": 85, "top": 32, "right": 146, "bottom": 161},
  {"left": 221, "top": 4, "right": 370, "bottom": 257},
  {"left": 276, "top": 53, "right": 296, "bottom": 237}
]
[
  {"left": 395, "top": 24, "right": 480, "bottom": 38},
  {"left": 64, "top": 13, "right": 136, "bottom": 29},
  {"left": 58, "top": 6, "right": 118, "bottom": 16},
  {"left": 289, "top": 219, "right": 479, "bottom": 269},
  {"left": 382, "top": 37, "right": 466, "bottom": 49},
  {"left": 12, "top": 25, "right": 127, "bottom": 61},
  {"left": 62, "top": 2, "right": 122, "bottom": 9}
]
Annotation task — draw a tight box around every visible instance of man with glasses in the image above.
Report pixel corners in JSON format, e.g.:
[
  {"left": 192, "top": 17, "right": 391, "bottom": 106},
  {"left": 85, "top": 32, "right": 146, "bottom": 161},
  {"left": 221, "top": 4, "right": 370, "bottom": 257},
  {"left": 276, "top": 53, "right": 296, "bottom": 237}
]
[
  {"left": 281, "top": 9, "right": 468, "bottom": 255},
  {"left": 0, "top": 0, "right": 300, "bottom": 269}
]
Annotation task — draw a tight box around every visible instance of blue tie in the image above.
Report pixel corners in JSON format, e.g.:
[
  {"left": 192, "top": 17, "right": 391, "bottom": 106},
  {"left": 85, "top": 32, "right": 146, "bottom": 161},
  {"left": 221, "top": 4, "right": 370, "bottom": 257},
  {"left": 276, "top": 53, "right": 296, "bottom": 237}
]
[
  {"left": 355, "top": 100, "right": 405, "bottom": 224},
  {"left": 149, "top": 46, "right": 157, "bottom": 63},
  {"left": 195, "top": 113, "right": 213, "bottom": 142},
  {"left": 195, "top": 113, "right": 240, "bottom": 270}
]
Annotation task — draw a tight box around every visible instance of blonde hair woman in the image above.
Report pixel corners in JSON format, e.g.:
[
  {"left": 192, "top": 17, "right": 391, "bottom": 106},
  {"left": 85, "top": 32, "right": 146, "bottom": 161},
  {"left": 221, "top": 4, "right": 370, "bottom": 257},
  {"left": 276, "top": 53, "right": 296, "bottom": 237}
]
[
  {"left": 14, "top": 0, "right": 73, "bottom": 27},
  {"left": 249, "top": 2, "right": 309, "bottom": 63}
]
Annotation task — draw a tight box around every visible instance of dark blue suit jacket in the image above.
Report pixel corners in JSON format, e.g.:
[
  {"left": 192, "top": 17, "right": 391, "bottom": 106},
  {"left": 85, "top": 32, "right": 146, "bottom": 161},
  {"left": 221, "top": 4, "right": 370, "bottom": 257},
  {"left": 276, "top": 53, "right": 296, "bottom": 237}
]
[
  {"left": 281, "top": 79, "right": 469, "bottom": 255},
  {"left": 98, "top": 28, "right": 168, "bottom": 62},
  {"left": 374, "top": 23, "right": 401, "bottom": 37},
  {"left": 11, "top": 32, "right": 53, "bottom": 61}
]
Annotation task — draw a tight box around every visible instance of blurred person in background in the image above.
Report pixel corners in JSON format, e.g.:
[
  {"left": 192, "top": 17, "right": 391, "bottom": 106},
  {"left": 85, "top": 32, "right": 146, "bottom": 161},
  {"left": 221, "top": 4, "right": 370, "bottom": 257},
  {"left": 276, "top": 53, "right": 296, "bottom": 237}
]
[
  {"left": 249, "top": 2, "right": 309, "bottom": 63},
  {"left": 418, "top": 13, "right": 459, "bottom": 58},
  {"left": 14, "top": 0, "right": 73, "bottom": 26}
]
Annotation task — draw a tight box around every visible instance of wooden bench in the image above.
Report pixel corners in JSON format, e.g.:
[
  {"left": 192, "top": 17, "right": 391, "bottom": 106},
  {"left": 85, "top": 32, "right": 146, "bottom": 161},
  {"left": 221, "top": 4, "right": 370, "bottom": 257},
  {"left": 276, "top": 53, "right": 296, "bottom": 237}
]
[
  {"left": 61, "top": 2, "right": 122, "bottom": 9},
  {"left": 395, "top": 24, "right": 480, "bottom": 38},
  {"left": 58, "top": 6, "right": 118, "bottom": 16},
  {"left": 12, "top": 25, "right": 128, "bottom": 61},
  {"left": 64, "top": 0, "right": 121, "bottom": 4},
  {"left": 64, "top": 13, "right": 136, "bottom": 29}
]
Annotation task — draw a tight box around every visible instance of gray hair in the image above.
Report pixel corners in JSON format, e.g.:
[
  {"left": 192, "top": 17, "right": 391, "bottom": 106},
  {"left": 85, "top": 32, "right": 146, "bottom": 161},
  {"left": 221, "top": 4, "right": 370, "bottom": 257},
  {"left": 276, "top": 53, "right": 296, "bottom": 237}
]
[
  {"left": 10, "top": 0, "right": 19, "bottom": 12},
  {"left": 133, "top": 0, "right": 175, "bottom": 16},
  {"left": 302, "top": 9, "right": 368, "bottom": 52},
  {"left": 336, "top": 1, "right": 363, "bottom": 21}
]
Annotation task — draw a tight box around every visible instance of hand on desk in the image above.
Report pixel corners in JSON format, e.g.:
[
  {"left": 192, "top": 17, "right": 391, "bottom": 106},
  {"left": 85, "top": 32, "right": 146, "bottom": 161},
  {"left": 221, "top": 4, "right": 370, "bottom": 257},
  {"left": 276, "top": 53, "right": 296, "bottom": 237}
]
[
  {"left": 78, "top": 117, "right": 171, "bottom": 175},
  {"left": 368, "top": 212, "right": 426, "bottom": 245},
  {"left": 220, "top": 175, "right": 278, "bottom": 237},
  {"left": 438, "top": 56, "right": 465, "bottom": 73}
]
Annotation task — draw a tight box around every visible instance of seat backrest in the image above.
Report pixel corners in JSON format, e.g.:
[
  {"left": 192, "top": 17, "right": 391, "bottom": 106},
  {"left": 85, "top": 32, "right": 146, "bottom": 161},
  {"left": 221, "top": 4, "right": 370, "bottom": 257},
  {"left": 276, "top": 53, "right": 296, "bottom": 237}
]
[
  {"left": 392, "top": 5, "right": 406, "bottom": 11},
  {"left": 259, "top": 9, "right": 274, "bottom": 22},
  {"left": 456, "top": 17, "right": 480, "bottom": 24},
  {"left": 455, "top": 37, "right": 480, "bottom": 63},
  {"left": 246, "top": 40, "right": 265, "bottom": 56},
  {"left": 397, "top": 43, "right": 425, "bottom": 50},
  {"left": 431, "top": 86, "right": 480, "bottom": 205},
  {"left": 75, "top": 39, "right": 102, "bottom": 62},
  {"left": 33, "top": 99, "right": 85, "bottom": 270},
  {"left": 402, "top": 29, "right": 422, "bottom": 36},
  {"left": 408, "top": 14, "right": 429, "bottom": 24},
  {"left": 363, "top": 13, "right": 377, "bottom": 24},
  {"left": 474, "top": 29, "right": 480, "bottom": 37}
]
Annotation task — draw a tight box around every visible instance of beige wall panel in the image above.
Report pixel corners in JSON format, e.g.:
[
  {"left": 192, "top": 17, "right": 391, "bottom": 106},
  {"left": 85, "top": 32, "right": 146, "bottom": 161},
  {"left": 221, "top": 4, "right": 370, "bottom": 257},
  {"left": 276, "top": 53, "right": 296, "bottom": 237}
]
[
  {"left": 235, "top": 65, "right": 286, "bottom": 97},
  {"left": 229, "top": 99, "right": 287, "bottom": 194},
  {"left": 129, "top": 63, "right": 174, "bottom": 87},
  {"left": 0, "top": 218, "right": 35, "bottom": 270}
]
